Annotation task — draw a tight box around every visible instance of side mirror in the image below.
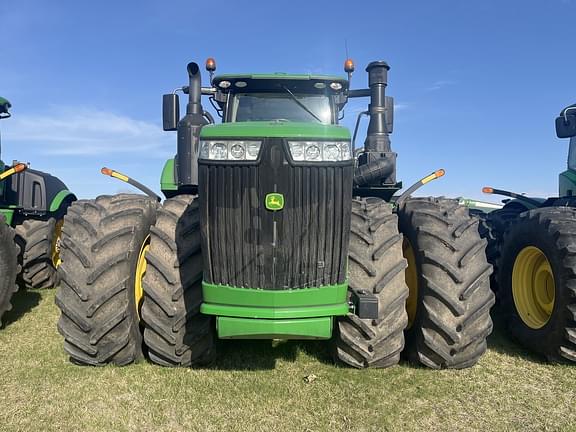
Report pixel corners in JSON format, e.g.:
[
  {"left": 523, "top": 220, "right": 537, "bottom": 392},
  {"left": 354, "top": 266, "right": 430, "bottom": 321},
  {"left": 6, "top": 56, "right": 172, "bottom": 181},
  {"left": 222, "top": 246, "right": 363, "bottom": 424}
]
[
  {"left": 163, "top": 94, "right": 180, "bottom": 131},
  {"left": 556, "top": 114, "right": 576, "bottom": 138},
  {"left": 385, "top": 96, "right": 394, "bottom": 134}
]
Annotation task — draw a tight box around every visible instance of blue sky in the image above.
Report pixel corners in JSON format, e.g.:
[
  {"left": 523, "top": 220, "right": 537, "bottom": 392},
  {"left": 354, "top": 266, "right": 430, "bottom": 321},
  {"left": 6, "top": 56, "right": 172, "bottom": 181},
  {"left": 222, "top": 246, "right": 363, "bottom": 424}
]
[{"left": 1, "top": 0, "right": 574, "bottom": 201}]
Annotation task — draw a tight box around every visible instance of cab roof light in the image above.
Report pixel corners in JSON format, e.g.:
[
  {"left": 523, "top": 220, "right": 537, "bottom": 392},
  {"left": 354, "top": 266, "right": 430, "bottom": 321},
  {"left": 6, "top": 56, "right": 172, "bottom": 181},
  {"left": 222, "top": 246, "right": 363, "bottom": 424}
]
[{"left": 344, "top": 59, "right": 355, "bottom": 73}]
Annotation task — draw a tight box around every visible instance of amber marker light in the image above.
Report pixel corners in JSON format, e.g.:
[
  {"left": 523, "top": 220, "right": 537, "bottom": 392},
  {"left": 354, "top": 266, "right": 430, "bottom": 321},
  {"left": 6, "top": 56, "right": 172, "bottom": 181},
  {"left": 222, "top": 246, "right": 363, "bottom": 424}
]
[
  {"left": 434, "top": 169, "right": 445, "bottom": 178},
  {"left": 206, "top": 58, "right": 216, "bottom": 72},
  {"left": 422, "top": 168, "right": 446, "bottom": 185},
  {"left": 101, "top": 167, "right": 113, "bottom": 176},
  {"left": 482, "top": 187, "right": 494, "bottom": 194},
  {"left": 13, "top": 163, "right": 27, "bottom": 173},
  {"left": 344, "top": 58, "right": 355, "bottom": 73}
]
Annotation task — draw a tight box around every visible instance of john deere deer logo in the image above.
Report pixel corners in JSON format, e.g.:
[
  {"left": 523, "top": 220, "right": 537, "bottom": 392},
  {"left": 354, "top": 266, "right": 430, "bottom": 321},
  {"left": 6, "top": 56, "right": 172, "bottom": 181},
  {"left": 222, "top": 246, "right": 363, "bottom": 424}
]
[{"left": 265, "top": 193, "right": 284, "bottom": 211}]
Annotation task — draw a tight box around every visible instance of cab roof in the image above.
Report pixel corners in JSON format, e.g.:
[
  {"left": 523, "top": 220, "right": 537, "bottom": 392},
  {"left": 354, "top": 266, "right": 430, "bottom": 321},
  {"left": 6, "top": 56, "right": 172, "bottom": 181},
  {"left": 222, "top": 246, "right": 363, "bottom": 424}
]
[{"left": 212, "top": 73, "right": 349, "bottom": 93}]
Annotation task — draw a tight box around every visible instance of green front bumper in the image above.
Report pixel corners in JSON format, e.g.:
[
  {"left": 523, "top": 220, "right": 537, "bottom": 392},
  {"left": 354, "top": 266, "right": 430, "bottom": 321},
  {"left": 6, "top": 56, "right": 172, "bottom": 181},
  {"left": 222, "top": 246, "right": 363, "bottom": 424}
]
[{"left": 201, "top": 282, "right": 349, "bottom": 340}]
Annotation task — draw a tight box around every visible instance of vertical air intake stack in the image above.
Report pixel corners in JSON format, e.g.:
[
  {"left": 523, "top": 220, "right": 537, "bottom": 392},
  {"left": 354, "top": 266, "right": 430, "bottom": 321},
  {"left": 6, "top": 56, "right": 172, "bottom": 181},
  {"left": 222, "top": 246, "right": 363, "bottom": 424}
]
[
  {"left": 353, "top": 61, "right": 398, "bottom": 195},
  {"left": 177, "top": 62, "right": 208, "bottom": 190},
  {"left": 365, "top": 61, "right": 392, "bottom": 153}
]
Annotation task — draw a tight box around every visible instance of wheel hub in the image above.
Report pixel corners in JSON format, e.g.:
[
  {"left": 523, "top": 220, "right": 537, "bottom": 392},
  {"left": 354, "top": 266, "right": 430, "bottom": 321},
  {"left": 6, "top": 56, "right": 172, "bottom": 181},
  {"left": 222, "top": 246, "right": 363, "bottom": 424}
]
[
  {"left": 135, "top": 236, "right": 150, "bottom": 320},
  {"left": 403, "top": 238, "right": 418, "bottom": 329},
  {"left": 51, "top": 219, "right": 64, "bottom": 268},
  {"left": 512, "top": 246, "right": 556, "bottom": 329}
]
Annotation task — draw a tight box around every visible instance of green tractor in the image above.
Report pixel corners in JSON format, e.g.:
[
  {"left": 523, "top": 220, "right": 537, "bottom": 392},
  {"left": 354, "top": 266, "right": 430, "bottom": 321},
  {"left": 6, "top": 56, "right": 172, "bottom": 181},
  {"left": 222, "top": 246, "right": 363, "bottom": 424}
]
[
  {"left": 480, "top": 103, "right": 576, "bottom": 363},
  {"left": 56, "top": 59, "right": 494, "bottom": 369},
  {"left": 0, "top": 97, "right": 76, "bottom": 310}
]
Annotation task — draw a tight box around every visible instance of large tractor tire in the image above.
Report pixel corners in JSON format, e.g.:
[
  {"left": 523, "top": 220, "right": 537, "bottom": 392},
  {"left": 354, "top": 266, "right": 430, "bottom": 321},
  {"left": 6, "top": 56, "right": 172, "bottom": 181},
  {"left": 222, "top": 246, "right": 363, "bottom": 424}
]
[
  {"left": 15, "top": 218, "right": 63, "bottom": 289},
  {"left": 334, "top": 197, "right": 409, "bottom": 368},
  {"left": 398, "top": 197, "right": 495, "bottom": 369},
  {"left": 55, "top": 194, "right": 157, "bottom": 366},
  {"left": 0, "top": 221, "right": 19, "bottom": 326},
  {"left": 142, "top": 195, "right": 216, "bottom": 367},
  {"left": 498, "top": 207, "right": 576, "bottom": 363}
]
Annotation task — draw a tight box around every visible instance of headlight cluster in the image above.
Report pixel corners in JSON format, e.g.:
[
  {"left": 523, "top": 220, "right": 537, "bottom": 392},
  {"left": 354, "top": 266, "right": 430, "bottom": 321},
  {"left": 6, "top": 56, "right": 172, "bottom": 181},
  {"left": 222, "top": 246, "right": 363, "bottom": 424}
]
[
  {"left": 287, "top": 141, "right": 352, "bottom": 162},
  {"left": 199, "top": 140, "right": 262, "bottom": 161}
]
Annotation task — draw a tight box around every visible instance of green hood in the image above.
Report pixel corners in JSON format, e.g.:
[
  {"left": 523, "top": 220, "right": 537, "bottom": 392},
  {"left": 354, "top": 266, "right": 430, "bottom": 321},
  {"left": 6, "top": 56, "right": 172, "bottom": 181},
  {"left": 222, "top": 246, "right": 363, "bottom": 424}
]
[{"left": 200, "top": 121, "right": 351, "bottom": 140}]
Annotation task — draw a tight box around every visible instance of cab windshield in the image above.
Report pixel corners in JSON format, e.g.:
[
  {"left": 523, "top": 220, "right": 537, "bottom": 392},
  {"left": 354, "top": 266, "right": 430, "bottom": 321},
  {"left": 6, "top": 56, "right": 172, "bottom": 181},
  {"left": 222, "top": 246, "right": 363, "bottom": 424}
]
[{"left": 229, "top": 92, "right": 333, "bottom": 124}]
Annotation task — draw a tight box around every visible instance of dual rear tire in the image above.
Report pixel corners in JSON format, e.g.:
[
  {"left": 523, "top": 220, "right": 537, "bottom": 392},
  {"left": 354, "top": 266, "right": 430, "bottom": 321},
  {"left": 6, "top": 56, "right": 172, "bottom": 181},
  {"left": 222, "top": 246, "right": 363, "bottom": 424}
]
[
  {"left": 335, "top": 197, "right": 495, "bottom": 369},
  {"left": 56, "top": 194, "right": 214, "bottom": 366},
  {"left": 56, "top": 194, "right": 157, "bottom": 365}
]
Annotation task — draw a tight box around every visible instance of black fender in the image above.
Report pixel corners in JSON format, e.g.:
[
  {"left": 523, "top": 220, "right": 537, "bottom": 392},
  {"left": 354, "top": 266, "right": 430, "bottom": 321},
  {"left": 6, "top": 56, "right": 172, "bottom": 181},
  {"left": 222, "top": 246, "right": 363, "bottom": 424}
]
[{"left": 2, "top": 168, "right": 76, "bottom": 217}]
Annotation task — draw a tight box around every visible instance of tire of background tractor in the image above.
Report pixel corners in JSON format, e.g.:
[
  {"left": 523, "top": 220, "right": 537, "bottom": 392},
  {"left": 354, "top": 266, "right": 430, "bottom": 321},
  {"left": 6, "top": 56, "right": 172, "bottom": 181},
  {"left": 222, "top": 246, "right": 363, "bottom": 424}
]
[
  {"left": 476, "top": 206, "right": 525, "bottom": 298},
  {"left": 55, "top": 194, "right": 157, "bottom": 366},
  {"left": 334, "top": 197, "right": 409, "bottom": 368},
  {"left": 0, "top": 220, "right": 19, "bottom": 326},
  {"left": 498, "top": 207, "right": 576, "bottom": 363},
  {"left": 141, "top": 195, "right": 216, "bottom": 367},
  {"left": 397, "top": 197, "right": 495, "bottom": 369},
  {"left": 15, "top": 218, "right": 61, "bottom": 289}
]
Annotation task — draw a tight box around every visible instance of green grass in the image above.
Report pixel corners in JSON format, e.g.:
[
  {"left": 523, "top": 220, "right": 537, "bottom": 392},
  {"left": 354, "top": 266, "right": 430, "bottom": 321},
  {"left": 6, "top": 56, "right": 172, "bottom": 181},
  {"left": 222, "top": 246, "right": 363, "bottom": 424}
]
[{"left": 1, "top": 289, "right": 575, "bottom": 432}]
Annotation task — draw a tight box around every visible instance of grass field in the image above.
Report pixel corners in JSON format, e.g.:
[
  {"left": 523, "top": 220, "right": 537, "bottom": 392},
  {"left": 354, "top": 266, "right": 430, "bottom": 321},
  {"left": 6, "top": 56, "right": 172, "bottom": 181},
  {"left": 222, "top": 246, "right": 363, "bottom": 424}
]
[{"left": 0, "top": 289, "right": 575, "bottom": 432}]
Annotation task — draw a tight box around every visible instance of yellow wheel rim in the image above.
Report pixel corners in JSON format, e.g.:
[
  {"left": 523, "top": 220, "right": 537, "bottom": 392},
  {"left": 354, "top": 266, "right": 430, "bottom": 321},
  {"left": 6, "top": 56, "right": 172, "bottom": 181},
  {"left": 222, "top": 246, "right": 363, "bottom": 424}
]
[
  {"left": 403, "top": 238, "right": 419, "bottom": 329},
  {"left": 51, "top": 219, "right": 64, "bottom": 268},
  {"left": 134, "top": 236, "right": 150, "bottom": 320},
  {"left": 512, "top": 246, "right": 556, "bottom": 329}
]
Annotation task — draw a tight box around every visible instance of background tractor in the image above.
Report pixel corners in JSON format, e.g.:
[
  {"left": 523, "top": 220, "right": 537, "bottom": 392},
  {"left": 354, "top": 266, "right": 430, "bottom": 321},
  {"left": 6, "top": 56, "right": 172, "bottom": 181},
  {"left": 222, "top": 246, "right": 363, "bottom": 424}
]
[
  {"left": 0, "top": 97, "right": 76, "bottom": 300},
  {"left": 56, "top": 59, "right": 494, "bottom": 369},
  {"left": 479, "top": 103, "right": 576, "bottom": 363}
]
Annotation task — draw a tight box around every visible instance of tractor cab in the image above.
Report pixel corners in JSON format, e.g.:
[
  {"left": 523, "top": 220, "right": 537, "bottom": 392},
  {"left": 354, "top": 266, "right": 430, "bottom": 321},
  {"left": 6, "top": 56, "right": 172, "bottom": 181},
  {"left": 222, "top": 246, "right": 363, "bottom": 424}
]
[{"left": 211, "top": 74, "right": 348, "bottom": 124}]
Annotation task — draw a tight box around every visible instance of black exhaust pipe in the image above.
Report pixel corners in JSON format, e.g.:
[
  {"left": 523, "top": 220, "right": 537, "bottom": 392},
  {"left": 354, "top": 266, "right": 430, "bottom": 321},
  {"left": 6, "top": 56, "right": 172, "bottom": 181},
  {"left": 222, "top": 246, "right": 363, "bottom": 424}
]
[
  {"left": 354, "top": 61, "right": 397, "bottom": 189},
  {"left": 364, "top": 61, "right": 391, "bottom": 152},
  {"left": 177, "top": 62, "right": 208, "bottom": 189}
]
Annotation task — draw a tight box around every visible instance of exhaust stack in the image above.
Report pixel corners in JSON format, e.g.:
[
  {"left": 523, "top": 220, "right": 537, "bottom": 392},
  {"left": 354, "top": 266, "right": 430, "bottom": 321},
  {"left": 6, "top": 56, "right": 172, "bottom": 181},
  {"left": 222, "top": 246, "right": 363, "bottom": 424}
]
[
  {"left": 364, "top": 61, "right": 391, "bottom": 152},
  {"left": 354, "top": 61, "right": 397, "bottom": 189},
  {"left": 177, "top": 62, "right": 208, "bottom": 189}
]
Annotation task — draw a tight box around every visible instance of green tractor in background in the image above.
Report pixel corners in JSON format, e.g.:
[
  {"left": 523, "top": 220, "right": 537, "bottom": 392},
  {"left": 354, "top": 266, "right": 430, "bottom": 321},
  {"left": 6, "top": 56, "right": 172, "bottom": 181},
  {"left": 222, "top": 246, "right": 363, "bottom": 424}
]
[
  {"left": 480, "top": 103, "right": 576, "bottom": 363},
  {"left": 56, "top": 59, "right": 494, "bottom": 369},
  {"left": 0, "top": 97, "right": 76, "bottom": 325}
]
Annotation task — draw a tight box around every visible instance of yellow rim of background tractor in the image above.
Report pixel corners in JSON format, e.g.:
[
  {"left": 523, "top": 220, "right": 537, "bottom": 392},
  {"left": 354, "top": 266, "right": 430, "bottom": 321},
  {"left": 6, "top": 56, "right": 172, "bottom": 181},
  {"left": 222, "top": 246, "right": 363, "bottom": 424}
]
[
  {"left": 135, "top": 236, "right": 150, "bottom": 320},
  {"left": 51, "top": 219, "right": 64, "bottom": 268},
  {"left": 512, "top": 246, "right": 556, "bottom": 329},
  {"left": 403, "top": 238, "right": 419, "bottom": 329}
]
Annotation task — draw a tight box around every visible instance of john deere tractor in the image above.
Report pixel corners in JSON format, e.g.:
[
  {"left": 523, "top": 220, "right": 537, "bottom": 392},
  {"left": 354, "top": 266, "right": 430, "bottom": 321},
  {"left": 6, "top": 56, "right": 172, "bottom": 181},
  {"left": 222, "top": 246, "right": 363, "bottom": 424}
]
[
  {"left": 479, "top": 103, "right": 576, "bottom": 364},
  {"left": 56, "top": 59, "right": 494, "bottom": 369},
  {"left": 0, "top": 97, "right": 76, "bottom": 302}
]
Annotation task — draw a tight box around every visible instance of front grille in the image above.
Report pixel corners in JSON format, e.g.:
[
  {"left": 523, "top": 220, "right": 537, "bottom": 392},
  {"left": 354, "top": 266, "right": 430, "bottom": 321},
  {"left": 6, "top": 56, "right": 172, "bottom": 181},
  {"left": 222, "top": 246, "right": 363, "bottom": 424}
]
[{"left": 199, "top": 138, "right": 353, "bottom": 290}]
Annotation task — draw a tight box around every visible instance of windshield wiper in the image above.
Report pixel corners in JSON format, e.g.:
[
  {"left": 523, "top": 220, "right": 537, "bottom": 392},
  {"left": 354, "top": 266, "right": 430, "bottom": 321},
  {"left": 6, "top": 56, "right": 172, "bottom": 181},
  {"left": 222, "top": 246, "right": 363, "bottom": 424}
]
[{"left": 281, "top": 86, "right": 323, "bottom": 123}]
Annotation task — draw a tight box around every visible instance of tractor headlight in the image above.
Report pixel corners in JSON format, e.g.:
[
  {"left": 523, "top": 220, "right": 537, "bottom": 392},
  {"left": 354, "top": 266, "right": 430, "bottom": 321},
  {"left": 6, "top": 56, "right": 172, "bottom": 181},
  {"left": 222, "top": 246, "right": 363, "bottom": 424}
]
[
  {"left": 288, "top": 141, "right": 352, "bottom": 162},
  {"left": 199, "top": 140, "right": 262, "bottom": 161}
]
